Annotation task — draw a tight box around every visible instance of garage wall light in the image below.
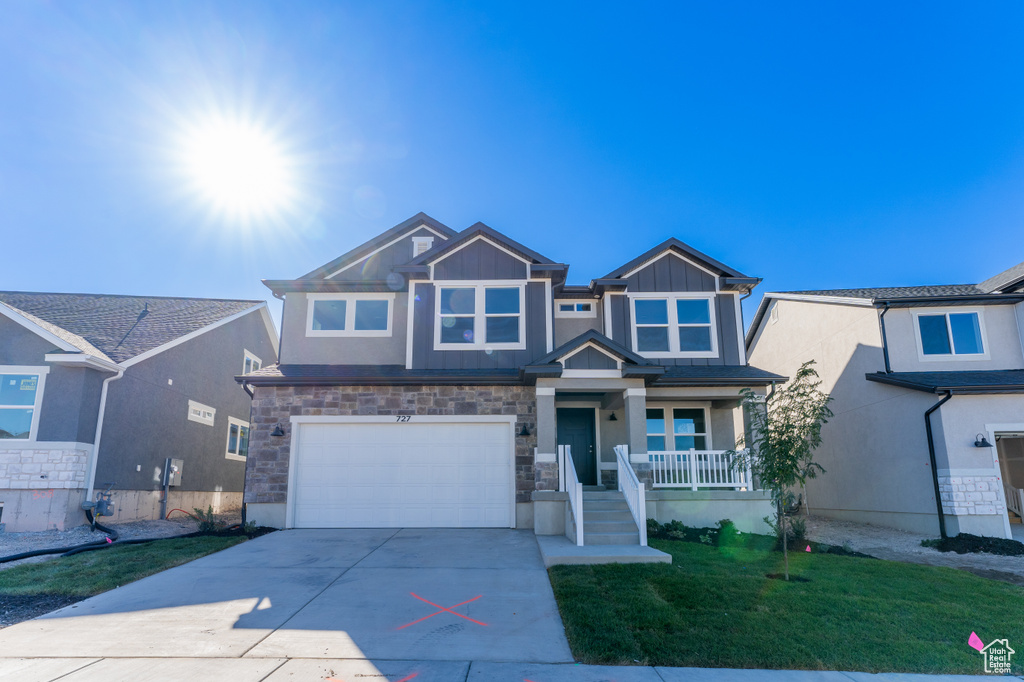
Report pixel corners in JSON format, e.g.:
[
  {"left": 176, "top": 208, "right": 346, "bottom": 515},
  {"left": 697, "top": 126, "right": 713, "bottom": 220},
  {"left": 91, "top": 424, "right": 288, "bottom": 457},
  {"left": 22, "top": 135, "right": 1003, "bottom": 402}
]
[{"left": 271, "top": 424, "right": 286, "bottom": 437}]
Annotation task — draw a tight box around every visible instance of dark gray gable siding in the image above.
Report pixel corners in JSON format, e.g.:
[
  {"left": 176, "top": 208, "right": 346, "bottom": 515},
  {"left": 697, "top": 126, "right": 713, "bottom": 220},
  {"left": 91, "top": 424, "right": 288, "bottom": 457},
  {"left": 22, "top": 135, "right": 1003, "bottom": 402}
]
[
  {"left": 411, "top": 282, "right": 546, "bottom": 369},
  {"left": 624, "top": 253, "right": 718, "bottom": 292},
  {"left": 330, "top": 226, "right": 439, "bottom": 282},
  {"left": 563, "top": 346, "right": 618, "bottom": 370},
  {"left": 432, "top": 239, "right": 529, "bottom": 280},
  {"left": 607, "top": 293, "right": 741, "bottom": 367}
]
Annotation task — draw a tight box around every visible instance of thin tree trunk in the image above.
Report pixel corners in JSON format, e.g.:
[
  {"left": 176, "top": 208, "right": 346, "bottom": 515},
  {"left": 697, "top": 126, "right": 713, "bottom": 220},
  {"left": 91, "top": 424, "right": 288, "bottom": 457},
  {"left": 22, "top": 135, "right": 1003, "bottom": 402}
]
[{"left": 780, "top": 499, "right": 789, "bottom": 581}]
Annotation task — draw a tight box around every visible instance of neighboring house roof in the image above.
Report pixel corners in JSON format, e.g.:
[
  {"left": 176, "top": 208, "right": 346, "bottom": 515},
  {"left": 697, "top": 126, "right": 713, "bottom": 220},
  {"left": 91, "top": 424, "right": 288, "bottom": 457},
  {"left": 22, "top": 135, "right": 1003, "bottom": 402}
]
[
  {"left": 776, "top": 284, "right": 987, "bottom": 300},
  {"left": 0, "top": 291, "right": 269, "bottom": 365},
  {"left": 603, "top": 238, "right": 750, "bottom": 280},
  {"left": 238, "top": 364, "right": 522, "bottom": 386},
  {"left": 978, "top": 261, "right": 1024, "bottom": 294},
  {"left": 300, "top": 212, "right": 458, "bottom": 280},
  {"left": 865, "top": 370, "right": 1024, "bottom": 394},
  {"left": 408, "top": 221, "right": 560, "bottom": 267}
]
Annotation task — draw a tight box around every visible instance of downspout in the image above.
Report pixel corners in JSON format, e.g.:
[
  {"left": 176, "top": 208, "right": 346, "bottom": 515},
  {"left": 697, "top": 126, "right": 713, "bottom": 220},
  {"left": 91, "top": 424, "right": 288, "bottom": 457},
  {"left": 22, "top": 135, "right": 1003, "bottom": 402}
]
[
  {"left": 85, "top": 368, "right": 125, "bottom": 505},
  {"left": 924, "top": 391, "right": 952, "bottom": 539},
  {"left": 740, "top": 290, "right": 753, "bottom": 363},
  {"left": 877, "top": 303, "right": 892, "bottom": 374}
]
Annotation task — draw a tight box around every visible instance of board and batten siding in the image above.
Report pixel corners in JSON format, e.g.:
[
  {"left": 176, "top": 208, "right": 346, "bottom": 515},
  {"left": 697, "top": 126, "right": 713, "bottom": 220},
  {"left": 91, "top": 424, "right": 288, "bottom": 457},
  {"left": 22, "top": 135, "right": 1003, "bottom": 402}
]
[
  {"left": 432, "top": 240, "right": 529, "bottom": 280},
  {"left": 564, "top": 346, "right": 617, "bottom": 370},
  {"left": 329, "top": 227, "right": 441, "bottom": 281},
  {"left": 411, "top": 281, "right": 547, "bottom": 369},
  {"left": 608, "top": 253, "right": 742, "bottom": 366}
]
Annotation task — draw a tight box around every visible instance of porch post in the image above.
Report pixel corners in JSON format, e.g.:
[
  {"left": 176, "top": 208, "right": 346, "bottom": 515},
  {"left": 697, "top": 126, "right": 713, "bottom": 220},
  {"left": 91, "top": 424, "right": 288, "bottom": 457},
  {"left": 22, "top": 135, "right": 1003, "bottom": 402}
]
[{"left": 623, "top": 387, "right": 653, "bottom": 488}]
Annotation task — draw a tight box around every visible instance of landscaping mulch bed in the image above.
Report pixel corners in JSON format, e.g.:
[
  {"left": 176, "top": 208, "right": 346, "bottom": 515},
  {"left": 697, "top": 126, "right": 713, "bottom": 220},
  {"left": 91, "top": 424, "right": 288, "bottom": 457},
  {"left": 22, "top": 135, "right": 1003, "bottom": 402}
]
[{"left": 0, "top": 594, "right": 85, "bottom": 628}]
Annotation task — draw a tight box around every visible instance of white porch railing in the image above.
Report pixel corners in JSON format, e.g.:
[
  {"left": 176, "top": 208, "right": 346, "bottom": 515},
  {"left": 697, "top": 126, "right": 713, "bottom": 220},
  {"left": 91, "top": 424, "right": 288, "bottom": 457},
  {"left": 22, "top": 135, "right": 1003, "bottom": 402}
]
[
  {"left": 614, "top": 445, "right": 647, "bottom": 546},
  {"left": 1004, "top": 480, "right": 1023, "bottom": 520},
  {"left": 558, "top": 444, "right": 584, "bottom": 546},
  {"left": 648, "top": 449, "right": 754, "bottom": 490}
]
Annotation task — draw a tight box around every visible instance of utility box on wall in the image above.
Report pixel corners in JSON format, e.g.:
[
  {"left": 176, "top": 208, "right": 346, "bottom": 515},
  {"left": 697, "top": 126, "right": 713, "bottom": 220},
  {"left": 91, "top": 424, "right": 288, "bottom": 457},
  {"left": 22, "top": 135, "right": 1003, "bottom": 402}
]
[{"left": 164, "top": 459, "right": 184, "bottom": 487}]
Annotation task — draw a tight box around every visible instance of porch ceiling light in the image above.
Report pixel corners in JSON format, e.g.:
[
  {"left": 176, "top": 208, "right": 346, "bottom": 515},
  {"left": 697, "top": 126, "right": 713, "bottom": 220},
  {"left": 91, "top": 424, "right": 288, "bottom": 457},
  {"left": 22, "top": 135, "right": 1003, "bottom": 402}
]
[
  {"left": 271, "top": 424, "right": 286, "bottom": 437},
  {"left": 974, "top": 433, "right": 993, "bottom": 448}
]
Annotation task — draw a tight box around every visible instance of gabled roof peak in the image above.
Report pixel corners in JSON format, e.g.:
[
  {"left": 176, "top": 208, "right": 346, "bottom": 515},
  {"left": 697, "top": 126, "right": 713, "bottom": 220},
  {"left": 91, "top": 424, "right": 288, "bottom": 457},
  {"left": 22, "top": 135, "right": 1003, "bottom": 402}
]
[{"left": 603, "top": 238, "right": 748, "bottom": 280}]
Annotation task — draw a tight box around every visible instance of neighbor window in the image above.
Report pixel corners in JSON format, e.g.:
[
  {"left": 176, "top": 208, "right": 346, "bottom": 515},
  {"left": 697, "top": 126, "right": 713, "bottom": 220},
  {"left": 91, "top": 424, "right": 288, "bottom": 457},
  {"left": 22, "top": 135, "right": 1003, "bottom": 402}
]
[
  {"left": 555, "top": 301, "right": 596, "bottom": 318},
  {"left": 917, "top": 311, "right": 985, "bottom": 357},
  {"left": 307, "top": 294, "right": 394, "bottom": 337},
  {"left": 646, "top": 405, "right": 709, "bottom": 451},
  {"left": 226, "top": 417, "right": 249, "bottom": 461},
  {"left": 435, "top": 284, "right": 525, "bottom": 349},
  {"left": 0, "top": 367, "right": 47, "bottom": 441},
  {"left": 187, "top": 400, "right": 216, "bottom": 427},
  {"left": 631, "top": 295, "right": 716, "bottom": 357},
  {"left": 243, "top": 350, "right": 261, "bottom": 374}
]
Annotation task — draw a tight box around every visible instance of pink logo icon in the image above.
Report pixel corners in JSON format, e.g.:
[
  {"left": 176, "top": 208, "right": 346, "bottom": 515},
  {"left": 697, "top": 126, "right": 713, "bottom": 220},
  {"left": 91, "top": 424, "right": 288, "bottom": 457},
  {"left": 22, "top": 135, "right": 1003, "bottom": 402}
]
[
  {"left": 969, "top": 632, "right": 984, "bottom": 652},
  {"left": 805, "top": 545, "right": 811, "bottom": 552}
]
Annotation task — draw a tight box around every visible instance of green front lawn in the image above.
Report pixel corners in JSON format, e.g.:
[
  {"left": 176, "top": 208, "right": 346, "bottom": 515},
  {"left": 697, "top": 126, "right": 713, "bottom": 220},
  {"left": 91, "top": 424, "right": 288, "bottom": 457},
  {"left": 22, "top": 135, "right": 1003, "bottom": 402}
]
[
  {"left": 0, "top": 535, "right": 246, "bottom": 597},
  {"left": 549, "top": 539, "right": 1024, "bottom": 674}
]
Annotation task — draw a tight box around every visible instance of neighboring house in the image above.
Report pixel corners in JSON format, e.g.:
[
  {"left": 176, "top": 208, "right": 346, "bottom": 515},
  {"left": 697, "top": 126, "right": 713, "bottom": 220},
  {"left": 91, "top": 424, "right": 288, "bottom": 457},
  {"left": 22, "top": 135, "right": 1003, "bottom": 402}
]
[
  {"left": 240, "top": 212, "right": 784, "bottom": 545},
  {"left": 746, "top": 262, "right": 1024, "bottom": 540},
  {"left": 0, "top": 291, "right": 278, "bottom": 532}
]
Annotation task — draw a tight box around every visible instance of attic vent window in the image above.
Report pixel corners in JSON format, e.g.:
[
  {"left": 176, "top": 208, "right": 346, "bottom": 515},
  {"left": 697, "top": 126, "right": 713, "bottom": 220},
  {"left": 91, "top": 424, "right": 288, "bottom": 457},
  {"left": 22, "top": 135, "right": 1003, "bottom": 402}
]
[{"left": 413, "top": 236, "right": 434, "bottom": 257}]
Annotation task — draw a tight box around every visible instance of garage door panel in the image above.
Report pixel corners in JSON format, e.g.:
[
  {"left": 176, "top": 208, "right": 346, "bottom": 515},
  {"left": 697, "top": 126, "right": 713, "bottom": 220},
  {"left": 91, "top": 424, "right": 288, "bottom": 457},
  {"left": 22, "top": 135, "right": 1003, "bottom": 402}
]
[{"left": 291, "top": 421, "right": 512, "bottom": 528}]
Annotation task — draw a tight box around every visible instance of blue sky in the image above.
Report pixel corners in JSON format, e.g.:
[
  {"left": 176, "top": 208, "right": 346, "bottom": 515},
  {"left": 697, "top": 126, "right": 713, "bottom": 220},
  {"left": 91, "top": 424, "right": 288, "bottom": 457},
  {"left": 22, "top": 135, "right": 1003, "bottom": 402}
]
[{"left": 2, "top": 2, "right": 1022, "bottom": 330}]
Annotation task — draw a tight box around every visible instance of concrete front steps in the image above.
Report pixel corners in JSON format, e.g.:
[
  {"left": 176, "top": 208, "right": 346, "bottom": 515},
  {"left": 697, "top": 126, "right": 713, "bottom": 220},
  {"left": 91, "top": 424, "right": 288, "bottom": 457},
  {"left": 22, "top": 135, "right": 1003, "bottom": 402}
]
[{"left": 583, "top": 490, "right": 641, "bottom": 545}]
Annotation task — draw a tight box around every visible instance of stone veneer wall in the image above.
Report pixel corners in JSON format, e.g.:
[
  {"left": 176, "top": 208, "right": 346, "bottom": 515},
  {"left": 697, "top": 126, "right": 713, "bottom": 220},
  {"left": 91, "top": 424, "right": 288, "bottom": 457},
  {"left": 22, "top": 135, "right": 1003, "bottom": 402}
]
[
  {"left": 938, "top": 473, "right": 1006, "bottom": 517},
  {"left": 0, "top": 446, "right": 89, "bottom": 490},
  {"left": 246, "top": 385, "right": 547, "bottom": 505}
]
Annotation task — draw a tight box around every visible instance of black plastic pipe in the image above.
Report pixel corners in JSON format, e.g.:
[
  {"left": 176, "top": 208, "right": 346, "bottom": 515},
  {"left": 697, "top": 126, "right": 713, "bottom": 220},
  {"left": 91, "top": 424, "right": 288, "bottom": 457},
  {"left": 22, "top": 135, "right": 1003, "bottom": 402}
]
[
  {"left": 878, "top": 304, "right": 892, "bottom": 374},
  {"left": 924, "top": 391, "right": 953, "bottom": 539}
]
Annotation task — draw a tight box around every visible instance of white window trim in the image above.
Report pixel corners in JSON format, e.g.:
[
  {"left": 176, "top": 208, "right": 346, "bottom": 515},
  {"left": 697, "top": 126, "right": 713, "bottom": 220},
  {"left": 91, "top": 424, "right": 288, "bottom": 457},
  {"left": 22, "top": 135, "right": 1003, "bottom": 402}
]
[
  {"left": 433, "top": 281, "right": 527, "bottom": 351},
  {"left": 0, "top": 365, "right": 49, "bottom": 442},
  {"left": 187, "top": 400, "right": 216, "bottom": 427},
  {"left": 912, "top": 308, "right": 991, "bottom": 362},
  {"left": 225, "top": 416, "right": 249, "bottom": 461},
  {"left": 243, "top": 349, "right": 262, "bottom": 374},
  {"left": 306, "top": 292, "right": 395, "bottom": 338},
  {"left": 628, "top": 292, "right": 719, "bottom": 359},
  {"left": 555, "top": 300, "right": 598, "bottom": 318},
  {"left": 645, "top": 402, "right": 713, "bottom": 452}
]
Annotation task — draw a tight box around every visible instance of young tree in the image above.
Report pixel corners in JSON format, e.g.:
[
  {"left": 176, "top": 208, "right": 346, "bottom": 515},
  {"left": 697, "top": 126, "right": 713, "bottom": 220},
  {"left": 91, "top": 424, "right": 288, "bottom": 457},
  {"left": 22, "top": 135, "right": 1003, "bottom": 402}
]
[{"left": 730, "top": 360, "right": 833, "bottom": 580}]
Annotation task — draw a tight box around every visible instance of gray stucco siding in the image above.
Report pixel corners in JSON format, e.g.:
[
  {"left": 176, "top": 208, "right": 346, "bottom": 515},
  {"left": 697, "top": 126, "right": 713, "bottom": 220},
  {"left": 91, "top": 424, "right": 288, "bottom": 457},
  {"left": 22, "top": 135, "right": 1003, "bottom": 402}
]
[
  {"left": 432, "top": 239, "right": 529, "bottom": 280},
  {"left": 553, "top": 309, "right": 602, "bottom": 347},
  {"left": 412, "top": 282, "right": 547, "bottom": 369},
  {"left": 564, "top": 346, "right": 617, "bottom": 370},
  {"left": 607, "top": 292, "right": 741, "bottom": 366},
  {"left": 329, "top": 226, "right": 439, "bottom": 281},
  {"left": 0, "top": 315, "right": 59, "bottom": 365},
  {"left": 279, "top": 291, "right": 408, "bottom": 366},
  {"left": 96, "top": 309, "right": 276, "bottom": 494}
]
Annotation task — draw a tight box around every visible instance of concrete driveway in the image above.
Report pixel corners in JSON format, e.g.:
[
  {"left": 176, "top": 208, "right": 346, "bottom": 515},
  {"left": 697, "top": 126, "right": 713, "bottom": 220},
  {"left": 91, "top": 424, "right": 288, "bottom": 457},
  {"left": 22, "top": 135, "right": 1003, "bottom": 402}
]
[{"left": 0, "top": 528, "right": 573, "bottom": 669}]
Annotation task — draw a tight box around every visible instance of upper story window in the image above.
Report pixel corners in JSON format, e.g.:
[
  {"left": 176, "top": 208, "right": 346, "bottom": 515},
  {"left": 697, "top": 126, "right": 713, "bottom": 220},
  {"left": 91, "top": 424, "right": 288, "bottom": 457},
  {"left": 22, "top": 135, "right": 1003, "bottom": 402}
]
[
  {"left": 629, "top": 294, "right": 718, "bottom": 358},
  {"left": 915, "top": 309, "right": 987, "bottom": 359},
  {"left": 0, "top": 366, "right": 48, "bottom": 441},
  {"left": 555, "top": 301, "right": 596, "bottom": 318},
  {"left": 306, "top": 293, "right": 394, "bottom": 337},
  {"left": 434, "top": 283, "right": 526, "bottom": 350},
  {"left": 243, "top": 350, "right": 261, "bottom": 374}
]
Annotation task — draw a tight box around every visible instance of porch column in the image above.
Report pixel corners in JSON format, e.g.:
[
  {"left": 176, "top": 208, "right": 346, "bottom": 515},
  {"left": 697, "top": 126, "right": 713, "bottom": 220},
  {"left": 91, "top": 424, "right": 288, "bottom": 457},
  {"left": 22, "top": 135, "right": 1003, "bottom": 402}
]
[
  {"left": 536, "top": 387, "right": 557, "bottom": 458},
  {"left": 623, "top": 387, "right": 653, "bottom": 488}
]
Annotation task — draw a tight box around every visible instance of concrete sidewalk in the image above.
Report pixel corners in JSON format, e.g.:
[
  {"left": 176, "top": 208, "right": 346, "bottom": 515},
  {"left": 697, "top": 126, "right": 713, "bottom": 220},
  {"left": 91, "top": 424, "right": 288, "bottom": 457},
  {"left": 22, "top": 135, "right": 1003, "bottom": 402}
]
[{"left": 0, "top": 657, "right": 1017, "bottom": 681}]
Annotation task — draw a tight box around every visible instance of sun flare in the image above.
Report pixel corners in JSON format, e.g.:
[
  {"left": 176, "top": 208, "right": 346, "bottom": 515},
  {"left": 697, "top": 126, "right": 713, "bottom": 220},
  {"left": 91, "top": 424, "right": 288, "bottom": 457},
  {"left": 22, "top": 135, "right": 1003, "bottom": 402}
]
[{"left": 181, "top": 118, "right": 294, "bottom": 219}]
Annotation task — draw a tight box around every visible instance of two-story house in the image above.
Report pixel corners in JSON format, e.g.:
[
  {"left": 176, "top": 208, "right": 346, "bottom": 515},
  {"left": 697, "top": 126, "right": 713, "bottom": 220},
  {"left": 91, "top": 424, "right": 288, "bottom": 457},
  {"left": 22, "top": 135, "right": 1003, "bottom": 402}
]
[
  {"left": 746, "top": 262, "right": 1024, "bottom": 540},
  {"left": 239, "top": 213, "right": 782, "bottom": 545}
]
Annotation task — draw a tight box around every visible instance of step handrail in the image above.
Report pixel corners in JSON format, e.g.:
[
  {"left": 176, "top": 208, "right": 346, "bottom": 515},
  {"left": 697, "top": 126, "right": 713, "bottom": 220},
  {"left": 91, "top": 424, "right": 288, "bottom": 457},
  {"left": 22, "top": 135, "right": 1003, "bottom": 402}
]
[
  {"left": 559, "top": 444, "right": 584, "bottom": 546},
  {"left": 614, "top": 444, "right": 647, "bottom": 546}
]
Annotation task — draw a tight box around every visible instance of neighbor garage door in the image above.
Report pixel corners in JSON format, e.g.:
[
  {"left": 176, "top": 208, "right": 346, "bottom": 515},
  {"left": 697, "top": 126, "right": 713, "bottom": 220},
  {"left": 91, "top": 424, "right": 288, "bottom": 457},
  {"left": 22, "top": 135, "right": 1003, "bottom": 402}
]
[{"left": 290, "top": 419, "right": 513, "bottom": 528}]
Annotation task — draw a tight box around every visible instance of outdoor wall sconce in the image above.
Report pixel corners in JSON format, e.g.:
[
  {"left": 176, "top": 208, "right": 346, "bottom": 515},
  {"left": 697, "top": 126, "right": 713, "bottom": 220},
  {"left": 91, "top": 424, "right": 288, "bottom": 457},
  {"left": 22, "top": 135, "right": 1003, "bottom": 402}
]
[
  {"left": 974, "top": 433, "right": 993, "bottom": 448},
  {"left": 608, "top": 413, "right": 618, "bottom": 421},
  {"left": 518, "top": 424, "right": 531, "bottom": 437},
  {"left": 271, "top": 424, "right": 286, "bottom": 437}
]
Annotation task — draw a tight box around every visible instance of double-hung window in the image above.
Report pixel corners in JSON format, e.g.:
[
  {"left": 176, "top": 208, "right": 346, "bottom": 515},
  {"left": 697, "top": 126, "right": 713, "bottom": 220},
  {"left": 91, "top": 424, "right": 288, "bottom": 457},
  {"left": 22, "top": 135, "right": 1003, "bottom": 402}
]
[
  {"left": 0, "top": 366, "right": 47, "bottom": 441},
  {"left": 646, "top": 406, "right": 709, "bottom": 452},
  {"left": 435, "top": 283, "right": 525, "bottom": 350},
  {"left": 306, "top": 293, "right": 394, "bottom": 337},
  {"left": 225, "top": 417, "right": 249, "bottom": 461},
  {"left": 631, "top": 294, "right": 717, "bottom": 358},
  {"left": 915, "top": 310, "right": 987, "bottom": 359}
]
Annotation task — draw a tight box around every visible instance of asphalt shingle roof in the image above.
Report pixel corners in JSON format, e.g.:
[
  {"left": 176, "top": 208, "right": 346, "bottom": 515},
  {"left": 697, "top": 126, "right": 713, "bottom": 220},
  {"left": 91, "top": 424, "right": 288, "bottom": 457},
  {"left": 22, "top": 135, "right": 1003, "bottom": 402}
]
[
  {"left": 865, "top": 370, "right": 1024, "bottom": 394},
  {"left": 240, "top": 364, "right": 522, "bottom": 385},
  {"left": 780, "top": 284, "right": 985, "bottom": 300},
  {"left": 0, "top": 291, "right": 261, "bottom": 364},
  {"left": 659, "top": 365, "right": 787, "bottom": 385}
]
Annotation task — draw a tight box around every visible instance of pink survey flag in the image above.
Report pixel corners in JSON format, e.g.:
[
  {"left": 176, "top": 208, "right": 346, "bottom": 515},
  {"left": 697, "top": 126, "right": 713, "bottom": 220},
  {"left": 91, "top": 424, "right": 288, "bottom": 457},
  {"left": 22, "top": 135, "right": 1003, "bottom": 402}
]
[{"left": 969, "top": 632, "right": 984, "bottom": 652}]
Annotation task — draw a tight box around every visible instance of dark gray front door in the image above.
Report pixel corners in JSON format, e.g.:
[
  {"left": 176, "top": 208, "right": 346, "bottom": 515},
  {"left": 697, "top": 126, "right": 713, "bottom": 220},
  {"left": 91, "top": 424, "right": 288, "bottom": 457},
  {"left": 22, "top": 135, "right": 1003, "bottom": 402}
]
[{"left": 557, "top": 408, "right": 596, "bottom": 485}]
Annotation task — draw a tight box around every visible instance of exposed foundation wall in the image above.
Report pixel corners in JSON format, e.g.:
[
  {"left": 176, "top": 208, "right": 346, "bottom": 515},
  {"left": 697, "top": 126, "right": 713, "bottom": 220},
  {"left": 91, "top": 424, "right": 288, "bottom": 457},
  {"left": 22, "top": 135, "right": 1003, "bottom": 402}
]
[
  {"left": 0, "top": 488, "right": 87, "bottom": 532},
  {"left": 646, "top": 490, "right": 774, "bottom": 534},
  {"left": 103, "top": 490, "right": 243, "bottom": 523}
]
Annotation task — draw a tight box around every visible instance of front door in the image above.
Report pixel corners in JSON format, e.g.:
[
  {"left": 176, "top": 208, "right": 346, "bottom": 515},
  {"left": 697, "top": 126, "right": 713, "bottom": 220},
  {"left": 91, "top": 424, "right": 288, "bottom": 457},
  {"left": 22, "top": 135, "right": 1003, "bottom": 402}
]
[{"left": 557, "top": 408, "right": 596, "bottom": 485}]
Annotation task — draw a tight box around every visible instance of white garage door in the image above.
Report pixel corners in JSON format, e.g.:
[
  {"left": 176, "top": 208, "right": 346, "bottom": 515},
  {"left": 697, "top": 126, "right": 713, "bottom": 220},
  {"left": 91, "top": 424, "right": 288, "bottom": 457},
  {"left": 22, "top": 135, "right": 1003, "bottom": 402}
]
[{"left": 290, "top": 419, "right": 513, "bottom": 528}]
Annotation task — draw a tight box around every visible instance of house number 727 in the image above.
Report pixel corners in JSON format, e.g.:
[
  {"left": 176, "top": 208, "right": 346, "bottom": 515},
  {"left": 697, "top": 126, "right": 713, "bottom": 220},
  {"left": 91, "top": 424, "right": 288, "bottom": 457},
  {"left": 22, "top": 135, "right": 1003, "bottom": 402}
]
[{"left": 395, "top": 415, "right": 412, "bottom": 422}]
